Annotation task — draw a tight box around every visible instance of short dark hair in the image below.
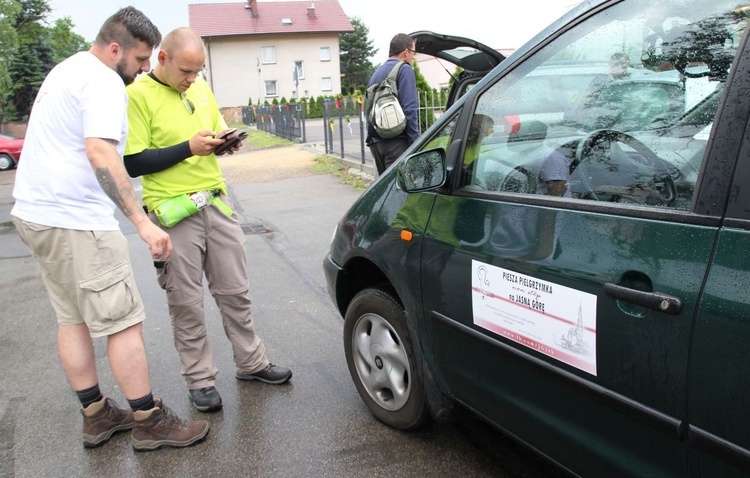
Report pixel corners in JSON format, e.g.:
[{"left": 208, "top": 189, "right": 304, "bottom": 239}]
[
  {"left": 389, "top": 33, "right": 414, "bottom": 57},
  {"left": 95, "top": 6, "right": 161, "bottom": 50}
]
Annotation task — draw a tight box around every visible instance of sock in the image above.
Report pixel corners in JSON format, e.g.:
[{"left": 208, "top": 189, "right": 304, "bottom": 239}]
[
  {"left": 128, "top": 392, "right": 156, "bottom": 412},
  {"left": 76, "top": 384, "right": 103, "bottom": 409}
]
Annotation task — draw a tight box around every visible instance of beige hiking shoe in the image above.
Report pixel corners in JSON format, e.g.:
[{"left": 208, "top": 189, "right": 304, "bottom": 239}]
[
  {"left": 81, "top": 397, "right": 134, "bottom": 448},
  {"left": 132, "top": 398, "right": 209, "bottom": 451}
]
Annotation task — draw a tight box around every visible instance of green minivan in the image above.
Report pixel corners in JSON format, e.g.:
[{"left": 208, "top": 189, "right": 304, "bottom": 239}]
[{"left": 324, "top": 0, "right": 750, "bottom": 475}]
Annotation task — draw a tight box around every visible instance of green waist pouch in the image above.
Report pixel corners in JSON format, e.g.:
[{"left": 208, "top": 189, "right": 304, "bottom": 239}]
[{"left": 154, "top": 191, "right": 229, "bottom": 228}]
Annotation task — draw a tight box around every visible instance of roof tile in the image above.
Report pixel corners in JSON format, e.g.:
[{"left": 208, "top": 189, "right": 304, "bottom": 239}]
[{"left": 189, "top": 1, "right": 354, "bottom": 37}]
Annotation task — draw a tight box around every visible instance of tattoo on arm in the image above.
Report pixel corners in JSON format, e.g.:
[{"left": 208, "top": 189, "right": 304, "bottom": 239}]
[{"left": 95, "top": 167, "right": 137, "bottom": 218}]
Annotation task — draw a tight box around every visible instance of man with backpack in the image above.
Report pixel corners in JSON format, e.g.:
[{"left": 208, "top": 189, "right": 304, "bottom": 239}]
[{"left": 366, "top": 33, "right": 419, "bottom": 175}]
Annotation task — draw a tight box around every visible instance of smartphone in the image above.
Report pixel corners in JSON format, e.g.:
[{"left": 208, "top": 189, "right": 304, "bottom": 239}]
[
  {"left": 217, "top": 128, "right": 237, "bottom": 139},
  {"left": 214, "top": 131, "right": 248, "bottom": 156}
]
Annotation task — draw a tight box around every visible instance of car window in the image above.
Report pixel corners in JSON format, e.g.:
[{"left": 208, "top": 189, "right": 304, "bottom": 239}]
[
  {"left": 419, "top": 112, "right": 459, "bottom": 153},
  {"left": 462, "top": 0, "right": 747, "bottom": 212},
  {"left": 580, "top": 80, "right": 686, "bottom": 131}
]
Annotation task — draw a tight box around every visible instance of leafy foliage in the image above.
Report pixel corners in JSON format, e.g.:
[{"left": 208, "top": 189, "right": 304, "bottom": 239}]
[
  {"left": 48, "top": 16, "right": 89, "bottom": 64},
  {"left": 2, "top": 0, "right": 90, "bottom": 121},
  {"left": 412, "top": 60, "right": 441, "bottom": 132},
  {"left": 339, "top": 17, "right": 376, "bottom": 95},
  {"left": 0, "top": 0, "right": 22, "bottom": 122},
  {"left": 5, "top": 40, "right": 53, "bottom": 120}
]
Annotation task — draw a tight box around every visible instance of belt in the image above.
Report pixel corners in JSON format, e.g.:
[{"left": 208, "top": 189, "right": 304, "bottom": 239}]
[
  {"left": 145, "top": 190, "right": 232, "bottom": 218},
  {"left": 188, "top": 190, "right": 232, "bottom": 217}
]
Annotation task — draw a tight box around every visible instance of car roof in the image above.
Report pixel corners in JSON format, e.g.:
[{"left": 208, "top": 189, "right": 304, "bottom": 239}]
[{"left": 409, "top": 30, "right": 505, "bottom": 74}]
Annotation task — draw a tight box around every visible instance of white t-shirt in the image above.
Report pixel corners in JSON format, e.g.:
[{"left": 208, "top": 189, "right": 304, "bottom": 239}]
[{"left": 12, "top": 51, "right": 128, "bottom": 230}]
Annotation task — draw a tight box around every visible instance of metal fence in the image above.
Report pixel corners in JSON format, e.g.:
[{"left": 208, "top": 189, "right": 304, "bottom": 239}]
[
  {"left": 249, "top": 90, "right": 446, "bottom": 166},
  {"left": 246, "top": 104, "right": 306, "bottom": 142},
  {"left": 322, "top": 97, "right": 368, "bottom": 164}
]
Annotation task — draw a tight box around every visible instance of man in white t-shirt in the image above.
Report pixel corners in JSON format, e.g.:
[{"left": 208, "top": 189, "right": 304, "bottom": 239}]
[{"left": 11, "top": 7, "right": 209, "bottom": 451}]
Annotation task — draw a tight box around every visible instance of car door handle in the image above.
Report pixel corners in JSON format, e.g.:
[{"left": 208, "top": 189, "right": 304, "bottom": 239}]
[{"left": 603, "top": 283, "right": 683, "bottom": 315}]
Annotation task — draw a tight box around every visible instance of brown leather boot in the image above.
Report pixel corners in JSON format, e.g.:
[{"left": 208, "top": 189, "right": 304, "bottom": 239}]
[
  {"left": 132, "top": 398, "right": 209, "bottom": 451},
  {"left": 81, "top": 397, "right": 134, "bottom": 448}
]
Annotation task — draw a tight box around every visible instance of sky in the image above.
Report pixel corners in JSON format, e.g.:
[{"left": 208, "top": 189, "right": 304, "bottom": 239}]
[{"left": 48, "top": 0, "right": 582, "bottom": 57}]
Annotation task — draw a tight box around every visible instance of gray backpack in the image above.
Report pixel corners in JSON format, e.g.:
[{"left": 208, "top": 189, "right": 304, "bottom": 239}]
[{"left": 365, "top": 61, "right": 406, "bottom": 138}]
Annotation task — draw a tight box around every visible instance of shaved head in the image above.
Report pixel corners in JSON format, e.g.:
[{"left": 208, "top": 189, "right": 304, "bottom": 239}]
[
  {"left": 153, "top": 28, "right": 207, "bottom": 92},
  {"left": 161, "top": 27, "right": 205, "bottom": 56}
]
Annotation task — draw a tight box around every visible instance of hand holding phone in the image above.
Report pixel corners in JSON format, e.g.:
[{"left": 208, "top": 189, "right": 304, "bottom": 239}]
[
  {"left": 217, "top": 128, "right": 237, "bottom": 139},
  {"left": 214, "top": 130, "right": 248, "bottom": 156}
]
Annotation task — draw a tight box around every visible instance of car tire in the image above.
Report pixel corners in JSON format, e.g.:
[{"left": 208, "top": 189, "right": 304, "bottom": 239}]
[
  {"left": 344, "top": 286, "right": 430, "bottom": 430},
  {"left": 0, "top": 154, "right": 14, "bottom": 171}
]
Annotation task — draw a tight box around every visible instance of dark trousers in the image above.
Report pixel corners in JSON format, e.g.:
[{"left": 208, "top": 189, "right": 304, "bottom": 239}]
[{"left": 369, "top": 137, "right": 409, "bottom": 175}]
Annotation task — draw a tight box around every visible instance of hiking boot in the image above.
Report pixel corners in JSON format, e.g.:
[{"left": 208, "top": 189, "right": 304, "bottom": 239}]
[
  {"left": 236, "top": 363, "right": 293, "bottom": 384},
  {"left": 188, "top": 386, "right": 223, "bottom": 412},
  {"left": 132, "top": 399, "right": 210, "bottom": 451},
  {"left": 81, "top": 397, "right": 134, "bottom": 448}
]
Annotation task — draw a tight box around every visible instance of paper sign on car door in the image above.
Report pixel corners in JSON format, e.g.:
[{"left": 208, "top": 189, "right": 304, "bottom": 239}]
[{"left": 471, "top": 260, "right": 598, "bottom": 375}]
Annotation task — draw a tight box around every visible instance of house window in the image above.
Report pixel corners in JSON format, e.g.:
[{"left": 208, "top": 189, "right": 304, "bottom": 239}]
[
  {"left": 320, "top": 47, "right": 330, "bottom": 61},
  {"left": 265, "top": 80, "right": 277, "bottom": 97},
  {"left": 321, "top": 77, "right": 332, "bottom": 91},
  {"left": 262, "top": 46, "right": 276, "bottom": 64},
  {"left": 295, "top": 61, "right": 305, "bottom": 80}
]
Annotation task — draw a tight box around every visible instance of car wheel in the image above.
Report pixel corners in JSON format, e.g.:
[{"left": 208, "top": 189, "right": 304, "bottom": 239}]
[
  {"left": 0, "top": 154, "right": 14, "bottom": 171},
  {"left": 344, "top": 286, "right": 430, "bottom": 430}
]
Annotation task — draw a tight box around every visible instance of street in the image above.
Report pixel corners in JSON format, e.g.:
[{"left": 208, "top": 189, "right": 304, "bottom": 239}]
[{"left": 0, "top": 146, "right": 564, "bottom": 477}]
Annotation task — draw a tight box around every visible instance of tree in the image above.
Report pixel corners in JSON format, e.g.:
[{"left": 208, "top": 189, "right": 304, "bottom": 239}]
[
  {"left": 5, "top": 40, "right": 53, "bottom": 120},
  {"left": 339, "top": 17, "right": 377, "bottom": 95},
  {"left": 0, "top": 0, "right": 21, "bottom": 123},
  {"left": 3, "top": 0, "right": 88, "bottom": 121},
  {"left": 48, "top": 16, "right": 89, "bottom": 64},
  {"left": 4, "top": 0, "right": 52, "bottom": 121},
  {"left": 412, "top": 60, "right": 440, "bottom": 132}
]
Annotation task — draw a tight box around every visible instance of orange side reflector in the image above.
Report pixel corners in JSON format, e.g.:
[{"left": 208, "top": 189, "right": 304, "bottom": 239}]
[{"left": 400, "top": 230, "right": 414, "bottom": 242}]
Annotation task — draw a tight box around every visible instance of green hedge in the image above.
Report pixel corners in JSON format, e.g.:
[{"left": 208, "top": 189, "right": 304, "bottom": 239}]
[{"left": 250, "top": 94, "right": 365, "bottom": 120}]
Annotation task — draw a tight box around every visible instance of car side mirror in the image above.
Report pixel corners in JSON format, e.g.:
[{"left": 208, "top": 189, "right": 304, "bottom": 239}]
[{"left": 397, "top": 148, "right": 446, "bottom": 192}]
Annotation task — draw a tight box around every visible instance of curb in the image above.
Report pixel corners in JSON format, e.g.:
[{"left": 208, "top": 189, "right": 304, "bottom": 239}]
[{"left": 302, "top": 143, "right": 377, "bottom": 179}]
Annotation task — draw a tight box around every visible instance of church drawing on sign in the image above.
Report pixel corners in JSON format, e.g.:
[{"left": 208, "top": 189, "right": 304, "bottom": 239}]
[{"left": 560, "top": 302, "right": 589, "bottom": 355}]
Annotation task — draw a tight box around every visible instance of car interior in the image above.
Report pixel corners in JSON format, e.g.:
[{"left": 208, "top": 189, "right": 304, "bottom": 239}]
[{"left": 449, "top": 7, "right": 743, "bottom": 212}]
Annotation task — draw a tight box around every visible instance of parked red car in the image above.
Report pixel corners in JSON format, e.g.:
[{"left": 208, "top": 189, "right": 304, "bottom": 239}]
[{"left": 0, "top": 133, "right": 23, "bottom": 170}]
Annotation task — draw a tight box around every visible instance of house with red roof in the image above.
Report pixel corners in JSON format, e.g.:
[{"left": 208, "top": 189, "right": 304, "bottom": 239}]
[{"left": 189, "top": 0, "right": 354, "bottom": 107}]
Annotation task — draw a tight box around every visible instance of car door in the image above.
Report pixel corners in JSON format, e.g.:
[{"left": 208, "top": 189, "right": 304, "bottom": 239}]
[
  {"left": 417, "top": 0, "right": 747, "bottom": 475},
  {"left": 686, "top": 84, "right": 750, "bottom": 475}
]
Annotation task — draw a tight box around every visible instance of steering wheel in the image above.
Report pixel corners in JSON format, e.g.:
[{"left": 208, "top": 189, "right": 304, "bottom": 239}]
[
  {"left": 571, "top": 129, "right": 676, "bottom": 206},
  {"left": 499, "top": 166, "right": 536, "bottom": 194}
]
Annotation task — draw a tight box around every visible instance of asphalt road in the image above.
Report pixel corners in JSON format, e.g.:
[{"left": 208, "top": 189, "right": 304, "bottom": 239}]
[{"left": 0, "top": 147, "right": 566, "bottom": 478}]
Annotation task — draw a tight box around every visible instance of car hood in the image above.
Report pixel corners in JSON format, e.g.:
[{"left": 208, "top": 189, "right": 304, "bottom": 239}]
[{"left": 410, "top": 31, "right": 504, "bottom": 74}]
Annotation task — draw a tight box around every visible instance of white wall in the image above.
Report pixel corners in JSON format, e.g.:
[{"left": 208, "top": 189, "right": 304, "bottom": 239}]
[{"left": 204, "top": 33, "right": 343, "bottom": 107}]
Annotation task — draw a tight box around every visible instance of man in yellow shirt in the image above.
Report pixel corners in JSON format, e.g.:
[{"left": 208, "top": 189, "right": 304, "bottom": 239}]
[{"left": 125, "top": 28, "right": 292, "bottom": 413}]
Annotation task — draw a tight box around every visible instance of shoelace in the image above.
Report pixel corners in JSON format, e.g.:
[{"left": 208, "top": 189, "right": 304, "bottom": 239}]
[
  {"left": 99, "top": 399, "right": 127, "bottom": 418},
  {"left": 154, "top": 405, "right": 186, "bottom": 430}
]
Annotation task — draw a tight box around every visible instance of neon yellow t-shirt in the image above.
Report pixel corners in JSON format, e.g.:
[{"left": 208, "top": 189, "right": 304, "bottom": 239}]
[{"left": 126, "top": 74, "right": 228, "bottom": 211}]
